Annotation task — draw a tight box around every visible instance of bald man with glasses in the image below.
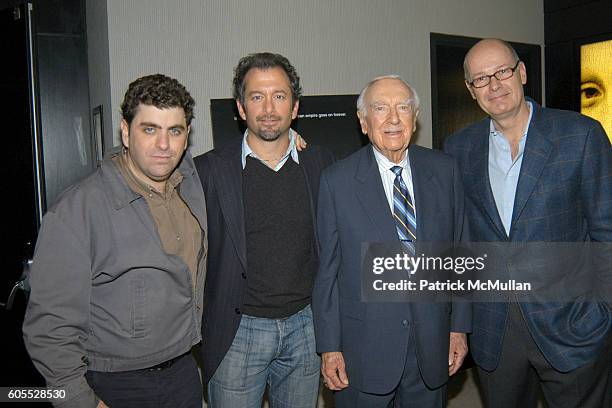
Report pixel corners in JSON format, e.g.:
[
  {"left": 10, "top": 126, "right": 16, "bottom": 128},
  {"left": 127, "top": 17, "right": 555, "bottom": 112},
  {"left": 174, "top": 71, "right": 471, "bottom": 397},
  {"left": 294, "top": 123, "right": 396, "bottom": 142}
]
[{"left": 444, "top": 38, "right": 611, "bottom": 408}]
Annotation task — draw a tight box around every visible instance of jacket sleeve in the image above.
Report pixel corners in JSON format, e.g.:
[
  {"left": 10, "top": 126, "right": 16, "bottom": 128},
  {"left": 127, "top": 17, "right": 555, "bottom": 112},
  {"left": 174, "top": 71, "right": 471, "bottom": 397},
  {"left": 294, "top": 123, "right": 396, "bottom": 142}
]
[
  {"left": 442, "top": 134, "right": 456, "bottom": 157},
  {"left": 22, "top": 209, "right": 99, "bottom": 408},
  {"left": 450, "top": 157, "right": 473, "bottom": 333},
  {"left": 311, "top": 171, "right": 343, "bottom": 352},
  {"left": 193, "top": 152, "right": 210, "bottom": 192}
]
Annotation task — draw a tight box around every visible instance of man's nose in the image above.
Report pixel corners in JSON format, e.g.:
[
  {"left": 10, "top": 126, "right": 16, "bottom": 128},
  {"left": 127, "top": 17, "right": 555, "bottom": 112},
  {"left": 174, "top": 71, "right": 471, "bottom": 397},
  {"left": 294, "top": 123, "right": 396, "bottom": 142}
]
[
  {"left": 388, "top": 107, "right": 400, "bottom": 124},
  {"left": 263, "top": 97, "right": 274, "bottom": 113},
  {"left": 488, "top": 76, "right": 501, "bottom": 91},
  {"left": 156, "top": 132, "right": 170, "bottom": 150}
]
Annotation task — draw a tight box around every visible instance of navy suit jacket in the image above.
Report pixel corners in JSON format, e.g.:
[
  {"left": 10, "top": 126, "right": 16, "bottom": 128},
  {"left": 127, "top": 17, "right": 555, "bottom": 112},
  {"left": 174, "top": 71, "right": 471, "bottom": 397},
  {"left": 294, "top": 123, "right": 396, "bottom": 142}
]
[
  {"left": 444, "top": 101, "right": 612, "bottom": 372},
  {"left": 194, "top": 138, "right": 334, "bottom": 385},
  {"left": 312, "top": 144, "right": 472, "bottom": 393}
]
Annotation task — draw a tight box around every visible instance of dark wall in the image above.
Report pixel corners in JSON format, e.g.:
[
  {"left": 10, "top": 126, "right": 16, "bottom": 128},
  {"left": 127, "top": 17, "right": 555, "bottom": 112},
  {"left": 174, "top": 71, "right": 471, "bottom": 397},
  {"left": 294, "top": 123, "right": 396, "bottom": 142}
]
[
  {"left": 544, "top": 0, "right": 612, "bottom": 110},
  {"left": 0, "top": 0, "right": 92, "bottom": 394},
  {"left": 34, "top": 0, "right": 95, "bottom": 207},
  {"left": 430, "top": 33, "right": 542, "bottom": 150}
]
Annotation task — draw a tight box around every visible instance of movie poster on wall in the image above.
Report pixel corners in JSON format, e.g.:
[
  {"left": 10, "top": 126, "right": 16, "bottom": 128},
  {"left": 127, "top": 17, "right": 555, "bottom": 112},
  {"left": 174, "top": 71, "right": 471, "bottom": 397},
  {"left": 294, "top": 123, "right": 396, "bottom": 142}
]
[{"left": 580, "top": 38, "right": 612, "bottom": 142}]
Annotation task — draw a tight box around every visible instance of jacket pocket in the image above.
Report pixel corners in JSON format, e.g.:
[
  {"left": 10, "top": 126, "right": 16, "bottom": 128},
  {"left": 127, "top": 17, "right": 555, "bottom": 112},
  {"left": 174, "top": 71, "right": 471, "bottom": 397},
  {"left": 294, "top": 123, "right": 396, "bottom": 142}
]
[{"left": 131, "top": 279, "right": 149, "bottom": 338}]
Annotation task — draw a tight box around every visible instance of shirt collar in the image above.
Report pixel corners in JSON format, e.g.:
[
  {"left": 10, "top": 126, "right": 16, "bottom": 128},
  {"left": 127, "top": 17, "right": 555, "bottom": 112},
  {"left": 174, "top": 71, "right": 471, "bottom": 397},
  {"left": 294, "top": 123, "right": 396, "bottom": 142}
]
[
  {"left": 371, "top": 145, "right": 410, "bottom": 175},
  {"left": 116, "top": 150, "right": 183, "bottom": 198},
  {"left": 241, "top": 129, "right": 300, "bottom": 169}
]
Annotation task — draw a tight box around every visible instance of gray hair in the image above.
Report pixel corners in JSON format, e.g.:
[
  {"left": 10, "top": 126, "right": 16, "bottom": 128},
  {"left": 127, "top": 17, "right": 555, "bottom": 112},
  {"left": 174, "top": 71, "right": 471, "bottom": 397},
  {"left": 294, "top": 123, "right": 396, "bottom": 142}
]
[
  {"left": 356, "top": 74, "right": 420, "bottom": 117},
  {"left": 463, "top": 39, "right": 520, "bottom": 81}
]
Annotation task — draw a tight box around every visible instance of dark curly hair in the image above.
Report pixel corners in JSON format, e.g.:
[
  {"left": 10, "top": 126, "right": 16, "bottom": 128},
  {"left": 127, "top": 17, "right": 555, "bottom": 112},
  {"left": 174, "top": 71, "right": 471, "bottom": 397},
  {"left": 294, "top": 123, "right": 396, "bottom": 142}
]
[
  {"left": 232, "top": 52, "right": 302, "bottom": 105},
  {"left": 120, "top": 74, "right": 195, "bottom": 126}
]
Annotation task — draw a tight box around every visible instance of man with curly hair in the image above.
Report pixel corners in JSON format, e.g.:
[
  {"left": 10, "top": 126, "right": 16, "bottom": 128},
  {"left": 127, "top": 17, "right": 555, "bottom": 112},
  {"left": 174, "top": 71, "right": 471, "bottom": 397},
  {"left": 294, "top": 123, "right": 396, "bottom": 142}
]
[{"left": 23, "top": 74, "right": 207, "bottom": 408}]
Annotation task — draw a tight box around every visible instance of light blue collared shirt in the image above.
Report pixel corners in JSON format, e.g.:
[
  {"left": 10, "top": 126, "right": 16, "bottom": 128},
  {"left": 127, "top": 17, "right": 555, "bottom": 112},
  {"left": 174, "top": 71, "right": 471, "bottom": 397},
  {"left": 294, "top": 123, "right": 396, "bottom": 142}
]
[
  {"left": 241, "top": 129, "right": 300, "bottom": 171},
  {"left": 488, "top": 102, "right": 533, "bottom": 235},
  {"left": 372, "top": 146, "right": 416, "bottom": 218}
]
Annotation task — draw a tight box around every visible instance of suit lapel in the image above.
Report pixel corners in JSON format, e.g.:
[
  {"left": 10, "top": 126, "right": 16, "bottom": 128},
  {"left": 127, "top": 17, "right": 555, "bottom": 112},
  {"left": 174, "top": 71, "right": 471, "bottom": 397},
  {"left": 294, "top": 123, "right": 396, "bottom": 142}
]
[
  {"left": 213, "top": 142, "right": 248, "bottom": 270},
  {"left": 354, "top": 146, "right": 399, "bottom": 242},
  {"left": 298, "top": 150, "right": 317, "bottom": 224},
  {"left": 509, "top": 105, "right": 553, "bottom": 237},
  {"left": 468, "top": 123, "right": 508, "bottom": 240},
  {"left": 297, "top": 151, "right": 320, "bottom": 250},
  {"left": 408, "top": 147, "right": 434, "bottom": 241}
]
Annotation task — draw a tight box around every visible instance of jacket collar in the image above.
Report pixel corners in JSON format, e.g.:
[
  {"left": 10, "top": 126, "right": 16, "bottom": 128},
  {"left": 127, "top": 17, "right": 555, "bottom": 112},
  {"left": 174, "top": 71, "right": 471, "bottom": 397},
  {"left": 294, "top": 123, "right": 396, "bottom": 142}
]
[
  {"left": 467, "top": 98, "right": 553, "bottom": 240},
  {"left": 509, "top": 99, "right": 553, "bottom": 237},
  {"left": 354, "top": 145, "right": 404, "bottom": 242},
  {"left": 103, "top": 151, "right": 197, "bottom": 210}
]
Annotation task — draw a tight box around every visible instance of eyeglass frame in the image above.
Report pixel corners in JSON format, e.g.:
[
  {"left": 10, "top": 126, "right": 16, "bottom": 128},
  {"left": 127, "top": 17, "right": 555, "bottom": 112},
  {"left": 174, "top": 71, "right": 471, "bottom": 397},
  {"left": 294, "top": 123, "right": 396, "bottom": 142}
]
[{"left": 467, "top": 60, "right": 521, "bottom": 89}]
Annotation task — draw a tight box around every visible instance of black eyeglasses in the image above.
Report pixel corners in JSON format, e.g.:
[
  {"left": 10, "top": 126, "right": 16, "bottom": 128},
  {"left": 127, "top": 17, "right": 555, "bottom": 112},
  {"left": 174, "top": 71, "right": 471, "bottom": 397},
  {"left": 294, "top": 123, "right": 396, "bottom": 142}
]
[{"left": 468, "top": 60, "right": 521, "bottom": 88}]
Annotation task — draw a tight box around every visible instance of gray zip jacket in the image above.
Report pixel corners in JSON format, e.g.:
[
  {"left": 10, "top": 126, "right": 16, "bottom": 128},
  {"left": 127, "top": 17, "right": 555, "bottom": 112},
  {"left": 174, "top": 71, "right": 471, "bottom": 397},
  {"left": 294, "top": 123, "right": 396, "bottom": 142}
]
[{"left": 23, "top": 152, "right": 207, "bottom": 408}]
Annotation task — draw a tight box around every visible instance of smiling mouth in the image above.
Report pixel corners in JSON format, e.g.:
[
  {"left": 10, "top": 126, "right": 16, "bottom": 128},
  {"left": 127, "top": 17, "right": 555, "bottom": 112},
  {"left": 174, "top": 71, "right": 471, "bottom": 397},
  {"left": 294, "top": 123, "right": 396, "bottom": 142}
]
[
  {"left": 488, "top": 93, "right": 510, "bottom": 102},
  {"left": 258, "top": 115, "right": 281, "bottom": 124},
  {"left": 260, "top": 120, "right": 279, "bottom": 126}
]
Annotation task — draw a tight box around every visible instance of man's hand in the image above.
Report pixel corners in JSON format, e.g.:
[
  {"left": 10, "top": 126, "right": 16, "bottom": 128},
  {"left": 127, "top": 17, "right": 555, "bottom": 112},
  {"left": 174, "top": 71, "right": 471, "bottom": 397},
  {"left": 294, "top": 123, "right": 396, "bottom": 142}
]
[
  {"left": 96, "top": 401, "right": 109, "bottom": 408},
  {"left": 293, "top": 130, "right": 308, "bottom": 151},
  {"left": 321, "top": 351, "right": 349, "bottom": 390},
  {"left": 448, "top": 332, "right": 468, "bottom": 376}
]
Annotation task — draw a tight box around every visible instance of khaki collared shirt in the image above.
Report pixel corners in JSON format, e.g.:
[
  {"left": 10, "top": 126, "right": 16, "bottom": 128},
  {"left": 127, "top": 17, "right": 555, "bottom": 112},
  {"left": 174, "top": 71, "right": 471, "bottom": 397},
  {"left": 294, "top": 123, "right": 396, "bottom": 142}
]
[{"left": 114, "top": 153, "right": 202, "bottom": 288}]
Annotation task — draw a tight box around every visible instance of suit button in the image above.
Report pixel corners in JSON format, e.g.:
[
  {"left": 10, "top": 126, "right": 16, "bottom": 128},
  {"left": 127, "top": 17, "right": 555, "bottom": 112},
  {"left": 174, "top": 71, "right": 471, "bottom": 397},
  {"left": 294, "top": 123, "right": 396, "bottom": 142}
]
[
  {"left": 241, "top": 272, "right": 247, "bottom": 279},
  {"left": 402, "top": 320, "right": 408, "bottom": 327},
  {"left": 235, "top": 308, "right": 241, "bottom": 315}
]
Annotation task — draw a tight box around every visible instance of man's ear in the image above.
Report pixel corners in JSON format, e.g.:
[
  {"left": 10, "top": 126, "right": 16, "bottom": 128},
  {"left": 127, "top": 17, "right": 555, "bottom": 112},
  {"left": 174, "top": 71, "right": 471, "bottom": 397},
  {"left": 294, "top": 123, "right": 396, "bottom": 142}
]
[
  {"left": 291, "top": 100, "right": 299, "bottom": 120},
  {"left": 357, "top": 111, "right": 368, "bottom": 135},
  {"left": 519, "top": 61, "right": 527, "bottom": 85},
  {"left": 236, "top": 100, "right": 247, "bottom": 121},
  {"left": 413, "top": 109, "right": 420, "bottom": 132},
  {"left": 120, "top": 119, "right": 130, "bottom": 148}
]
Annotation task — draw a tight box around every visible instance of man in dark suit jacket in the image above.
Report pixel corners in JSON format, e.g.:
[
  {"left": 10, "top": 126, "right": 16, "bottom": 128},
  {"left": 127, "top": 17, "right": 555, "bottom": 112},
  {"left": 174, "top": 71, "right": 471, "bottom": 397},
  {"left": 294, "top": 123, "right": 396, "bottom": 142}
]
[
  {"left": 194, "top": 53, "right": 333, "bottom": 408},
  {"left": 312, "top": 75, "right": 471, "bottom": 407},
  {"left": 444, "top": 38, "right": 611, "bottom": 408}
]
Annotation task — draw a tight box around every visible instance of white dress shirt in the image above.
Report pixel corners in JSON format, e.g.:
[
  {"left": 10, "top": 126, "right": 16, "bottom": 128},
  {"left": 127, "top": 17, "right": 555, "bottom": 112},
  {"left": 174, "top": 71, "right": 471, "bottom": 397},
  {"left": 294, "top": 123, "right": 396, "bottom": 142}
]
[{"left": 372, "top": 146, "right": 416, "bottom": 218}]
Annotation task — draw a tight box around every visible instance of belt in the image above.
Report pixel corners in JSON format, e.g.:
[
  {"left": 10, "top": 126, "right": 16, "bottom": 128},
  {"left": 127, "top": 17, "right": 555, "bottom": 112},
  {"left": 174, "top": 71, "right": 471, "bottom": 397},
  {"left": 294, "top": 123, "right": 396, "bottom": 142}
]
[{"left": 145, "top": 351, "right": 190, "bottom": 371}]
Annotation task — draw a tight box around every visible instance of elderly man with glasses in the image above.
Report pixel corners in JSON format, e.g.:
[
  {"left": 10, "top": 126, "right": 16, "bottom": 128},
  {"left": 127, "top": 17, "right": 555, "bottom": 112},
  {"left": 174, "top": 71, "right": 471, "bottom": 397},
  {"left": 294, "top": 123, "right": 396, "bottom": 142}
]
[{"left": 444, "top": 38, "right": 611, "bottom": 408}]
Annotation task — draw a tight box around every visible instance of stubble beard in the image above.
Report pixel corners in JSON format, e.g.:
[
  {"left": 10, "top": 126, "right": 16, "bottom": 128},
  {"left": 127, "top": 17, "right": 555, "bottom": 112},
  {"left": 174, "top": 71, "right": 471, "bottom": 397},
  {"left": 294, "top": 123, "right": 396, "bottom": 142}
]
[
  {"left": 256, "top": 128, "right": 282, "bottom": 141},
  {"left": 254, "top": 113, "right": 286, "bottom": 142}
]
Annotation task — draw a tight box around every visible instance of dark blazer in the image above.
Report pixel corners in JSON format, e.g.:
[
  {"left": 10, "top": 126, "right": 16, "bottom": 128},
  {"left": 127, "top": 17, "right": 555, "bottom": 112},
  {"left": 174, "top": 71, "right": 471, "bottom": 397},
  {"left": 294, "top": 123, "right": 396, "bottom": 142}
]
[
  {"left": 312, "top": 144, "right": 472, "bottom": 393},
  {"left": 194, "top": 138, "right": 334, "bottom": 385},
  {"left": 444, "top": 101, "right": 612, "bottom": 373}
]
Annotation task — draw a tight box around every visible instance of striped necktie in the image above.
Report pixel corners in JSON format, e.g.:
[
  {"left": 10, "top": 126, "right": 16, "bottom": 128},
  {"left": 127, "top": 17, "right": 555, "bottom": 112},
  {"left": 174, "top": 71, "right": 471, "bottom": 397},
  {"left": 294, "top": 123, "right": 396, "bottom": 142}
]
[{"left": 391, "top": 166, "right": 416, "bottom": 254}]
